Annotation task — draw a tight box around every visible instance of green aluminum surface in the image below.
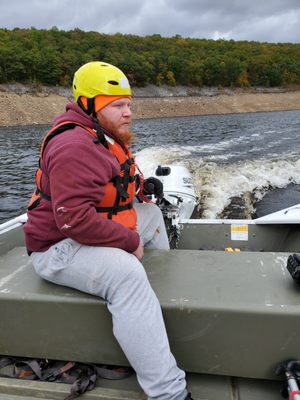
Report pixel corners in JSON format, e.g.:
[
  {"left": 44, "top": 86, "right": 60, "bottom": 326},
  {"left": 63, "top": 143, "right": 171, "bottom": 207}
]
[{"left": 1, "top": 245, "right": 299, "bottom": 381}]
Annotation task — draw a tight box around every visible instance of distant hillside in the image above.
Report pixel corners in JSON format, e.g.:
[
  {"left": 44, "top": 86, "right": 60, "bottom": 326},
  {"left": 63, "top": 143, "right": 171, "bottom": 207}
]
[{"left": 1, "top": 28, "right": 300, "bottom": 88}]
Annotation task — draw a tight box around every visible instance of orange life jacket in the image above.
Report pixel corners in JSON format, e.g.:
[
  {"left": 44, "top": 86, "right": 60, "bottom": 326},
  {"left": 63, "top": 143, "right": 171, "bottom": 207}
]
[{"left": 28, "top": 121, "right": 138, "bottom": 231}]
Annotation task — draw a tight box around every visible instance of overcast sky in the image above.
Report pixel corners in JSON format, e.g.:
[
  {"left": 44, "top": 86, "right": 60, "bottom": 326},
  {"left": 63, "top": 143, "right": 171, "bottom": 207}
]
[{"left": 0, "top": 0, "right": 300, "bottom": 43}]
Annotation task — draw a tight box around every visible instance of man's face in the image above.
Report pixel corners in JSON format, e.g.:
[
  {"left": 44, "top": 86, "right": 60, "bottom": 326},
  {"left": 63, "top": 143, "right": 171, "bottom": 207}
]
[{"left": 96, "top": 97, "right": 133, "bottom": 144}]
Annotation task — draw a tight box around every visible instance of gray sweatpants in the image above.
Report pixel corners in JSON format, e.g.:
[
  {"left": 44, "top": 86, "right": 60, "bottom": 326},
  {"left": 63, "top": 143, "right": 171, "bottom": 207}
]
[{"left": 31, "top": 203, "right": 187, "bottom": 400}]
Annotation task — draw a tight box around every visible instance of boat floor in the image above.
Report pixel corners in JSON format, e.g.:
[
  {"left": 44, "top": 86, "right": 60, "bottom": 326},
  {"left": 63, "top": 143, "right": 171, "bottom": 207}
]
[{"left": 0, "top": 372, "right": 283, "bottom": 399}]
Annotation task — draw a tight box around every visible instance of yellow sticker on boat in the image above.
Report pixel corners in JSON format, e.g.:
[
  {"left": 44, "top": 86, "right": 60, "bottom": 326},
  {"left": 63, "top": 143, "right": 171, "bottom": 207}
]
[{"left": 231, "top": 224, "right": 248, "bottom": 241}]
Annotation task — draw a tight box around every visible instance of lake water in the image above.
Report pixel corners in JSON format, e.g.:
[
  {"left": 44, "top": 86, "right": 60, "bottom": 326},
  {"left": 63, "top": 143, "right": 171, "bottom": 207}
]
[{"left": 1, "top": 110, "right": 300, "bottom": 224}]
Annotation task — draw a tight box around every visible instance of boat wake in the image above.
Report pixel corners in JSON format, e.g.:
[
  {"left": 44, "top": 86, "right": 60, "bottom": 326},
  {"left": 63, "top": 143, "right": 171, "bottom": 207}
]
[{"left": 136, "top": 147, "right": 300, "bottom": 219}]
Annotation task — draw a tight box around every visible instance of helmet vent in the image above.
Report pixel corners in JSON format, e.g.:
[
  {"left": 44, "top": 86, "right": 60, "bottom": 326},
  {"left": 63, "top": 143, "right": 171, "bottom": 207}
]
[{"left": 108, "top": 80, "right": 119, "bottom": 86}]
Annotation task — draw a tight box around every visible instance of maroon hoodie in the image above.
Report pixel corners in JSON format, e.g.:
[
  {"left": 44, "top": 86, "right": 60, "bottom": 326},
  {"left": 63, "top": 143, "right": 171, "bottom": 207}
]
[{"left": 23, "top": 103, "right": 140, "bottom": 253}]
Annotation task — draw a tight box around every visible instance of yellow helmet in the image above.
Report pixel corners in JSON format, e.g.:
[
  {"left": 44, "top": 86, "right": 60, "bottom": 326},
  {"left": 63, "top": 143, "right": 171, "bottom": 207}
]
[{"left": 72, "top": 61, "right": 131, "bottom": 102}]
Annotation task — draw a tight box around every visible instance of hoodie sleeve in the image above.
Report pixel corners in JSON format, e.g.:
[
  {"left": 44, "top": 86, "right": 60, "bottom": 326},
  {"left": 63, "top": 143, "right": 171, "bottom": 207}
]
[{"left": 43, "top": 129, "right": 140, "bottom": 253}]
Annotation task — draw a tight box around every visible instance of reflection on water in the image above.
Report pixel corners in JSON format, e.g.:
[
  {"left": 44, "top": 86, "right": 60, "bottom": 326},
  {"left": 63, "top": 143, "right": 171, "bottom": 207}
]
[{"left": 1, "top": 110, "right": 300, "bottom": 224}]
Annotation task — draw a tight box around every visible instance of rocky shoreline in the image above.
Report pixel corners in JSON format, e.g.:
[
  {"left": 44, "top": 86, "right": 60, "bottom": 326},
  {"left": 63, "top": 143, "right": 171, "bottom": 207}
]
[{"left": 0, "top": 84, "right": 300, "bottom": 126}]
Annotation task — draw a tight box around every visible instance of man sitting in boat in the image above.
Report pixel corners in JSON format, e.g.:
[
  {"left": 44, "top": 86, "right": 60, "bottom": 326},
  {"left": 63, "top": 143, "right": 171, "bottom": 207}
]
[{"left": 23, "top": 61, "right": 192, "bottom": 400}]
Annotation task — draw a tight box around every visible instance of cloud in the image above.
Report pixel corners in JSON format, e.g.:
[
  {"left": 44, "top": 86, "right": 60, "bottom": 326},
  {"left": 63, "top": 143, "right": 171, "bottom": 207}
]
[{"left": 0, "top": 0, "right": 299, "bottom": 43}]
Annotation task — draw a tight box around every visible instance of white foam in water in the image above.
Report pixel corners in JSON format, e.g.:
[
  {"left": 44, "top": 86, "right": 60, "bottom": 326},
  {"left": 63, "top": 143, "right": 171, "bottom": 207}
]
[
  {"left": 192, "top": 158, "right": 300, "bottom": 218},
  {"left": 136, "top": 147, "right": 300, "bottom": 218},
  {"left": 136, "top": 147, "right": 193, "bottom": 177}
]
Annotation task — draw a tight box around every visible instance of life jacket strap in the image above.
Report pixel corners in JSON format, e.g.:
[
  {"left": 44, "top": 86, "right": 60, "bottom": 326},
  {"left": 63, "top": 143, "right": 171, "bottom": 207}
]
[
  {"left": 37, "top": 188, "right": 51, "bottom": 201},
  {"left": 41, "top": 123, "right": 79, "bottom": 158},
  {"left": 95, "top": 202, "right": 133, "bottom": 219},
  {"left": 113, "top": 157, "right": 135, "bottom": 200},
  {"left": 93, "top": 119, "right": 108, "bottom": 148},
  {"left": 121, "top": 159, "right": 132, "bottom": 194},
  {"left": 28, "top": 122, "right": 103, "bottom": 211},
  {"left": 113, "top": 176, "right": 129, "bottom": 200}
]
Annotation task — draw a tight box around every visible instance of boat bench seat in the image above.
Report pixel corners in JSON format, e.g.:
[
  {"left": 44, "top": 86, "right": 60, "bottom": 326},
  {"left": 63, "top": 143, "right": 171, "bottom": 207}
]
[{"left": 0, "top": 246, "right": 299, "bottom": 381}]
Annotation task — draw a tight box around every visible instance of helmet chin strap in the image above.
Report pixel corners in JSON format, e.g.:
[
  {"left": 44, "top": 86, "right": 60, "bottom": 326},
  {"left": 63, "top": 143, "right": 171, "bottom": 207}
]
[
  {"left": 76, "top": 97, "right": 108, "bottom": 148},
  {"left": 77, "top": 97, "right": 95, "bottom": 116},
  {"left": 92, "top": 117, "right": 109, "bottom": 149}
]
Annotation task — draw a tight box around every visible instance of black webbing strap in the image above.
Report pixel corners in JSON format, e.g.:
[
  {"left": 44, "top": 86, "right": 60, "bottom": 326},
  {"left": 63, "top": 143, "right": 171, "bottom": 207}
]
[
  {"left": 98, "top": 157, "right": 135, "bottom": 219},
  {"left": 120, "top": 159, "right": 133, "bottom": 194},
  {"left": 113, "top": 176, "right": 129, "bottom": 200},
  {"left": 111, "top": 158, "right": 134, "bottom": 201},
  {"left": 0, "top": 357, "right": 16, "bottom": 376},
  {"left": 96, "top": 365, "right": 132, "bottom": 380},
  {"left": 37, "top": 188, "right": 51, "bottom": 201},
  {"left": 0, "top": 356, "right": 133, "bottom": 400},
  {"left": 33, "top": 122, "right": 106, "bottom": 206},
  {"left": 0, "top": 357, "right": 41, "bottom": 380},
  {"left": 41, "top": 123, "right": 78, "bottom": 158},
  {"left": 92, "top": 118, "right": 108, "bottom": 149},
  {"left": 95, "top": 202, "right": 133, "bottom": 214},
  {"left": 35, "top": 123, "right": 80, "bottom": 204},
  {"left": 40, "top": 361, "right": 75, "bottom": 382},
  {"left": 65, "top": 364, "right": 98, "bottom": 400}
]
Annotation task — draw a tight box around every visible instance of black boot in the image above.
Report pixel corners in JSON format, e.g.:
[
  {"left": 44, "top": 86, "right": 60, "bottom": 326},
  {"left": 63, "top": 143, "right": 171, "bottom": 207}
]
[{"left": 185, "top": 393, "right": 194, "bottom": 400}]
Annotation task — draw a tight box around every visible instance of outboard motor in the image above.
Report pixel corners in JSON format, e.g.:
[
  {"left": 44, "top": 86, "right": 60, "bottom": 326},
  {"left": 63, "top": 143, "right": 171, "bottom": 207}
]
[
  {"left": 154, "top": 165, "right": 197, "bottom": 220},
  {"left": 152, "top": 165, "right": 197, "bottom": 247}
]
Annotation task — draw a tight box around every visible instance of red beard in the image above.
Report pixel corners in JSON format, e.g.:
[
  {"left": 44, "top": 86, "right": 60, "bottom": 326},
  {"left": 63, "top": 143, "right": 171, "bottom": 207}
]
[
  {"left": 98, "top": 114, "right": 134, "bottom": 145},
  {"left": 115, "top": 130, "right": 135, "bottom": 144}
]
